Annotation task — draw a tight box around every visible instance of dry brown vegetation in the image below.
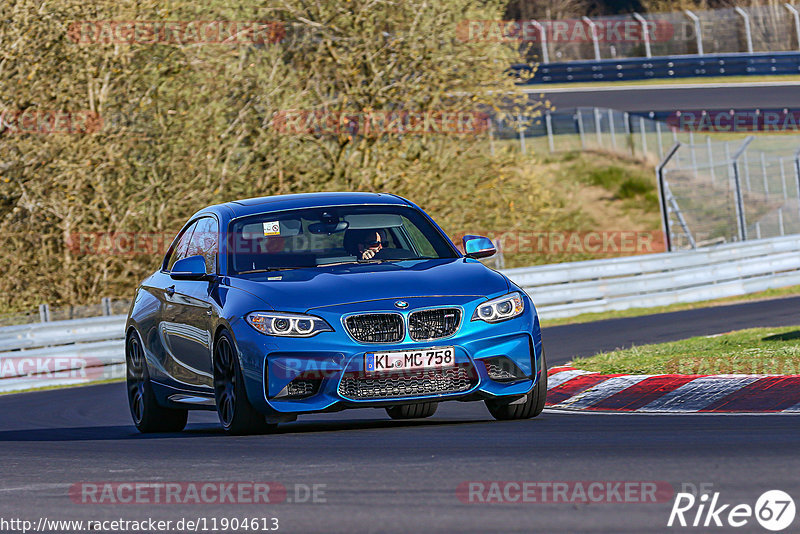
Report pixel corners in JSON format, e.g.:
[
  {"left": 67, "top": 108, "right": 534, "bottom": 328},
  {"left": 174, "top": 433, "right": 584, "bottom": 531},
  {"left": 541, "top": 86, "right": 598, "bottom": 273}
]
[{"left": 0, "top": 0, "right": 568, "bottom": 312}]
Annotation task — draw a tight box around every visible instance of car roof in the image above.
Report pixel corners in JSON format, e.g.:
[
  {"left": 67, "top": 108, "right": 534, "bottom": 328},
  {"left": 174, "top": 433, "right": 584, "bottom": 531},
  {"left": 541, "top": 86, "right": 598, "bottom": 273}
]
[{"left": 214, "top": 192, "right": 412, "bottom": 219}]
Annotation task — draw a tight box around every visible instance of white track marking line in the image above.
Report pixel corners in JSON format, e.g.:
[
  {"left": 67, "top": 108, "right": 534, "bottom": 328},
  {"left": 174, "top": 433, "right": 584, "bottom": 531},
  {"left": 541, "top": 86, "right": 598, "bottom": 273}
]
[
  {"left": 552, "top": 375, "right": 650, "bottom": 409},
  {"left": 638, "top": 376, "right": 761, "bottom": 412},
  {"left": 783, "top": 400, "right": 800, "bottom": 412},
  {"left": 523, "top": 81, "right": 800, "bottom": 94},
  {"left": 543, "top": 408, "right": 800, "bottom": 416},
  {"left": 547, "top": 369, "right": 594, "bottom": 389}
]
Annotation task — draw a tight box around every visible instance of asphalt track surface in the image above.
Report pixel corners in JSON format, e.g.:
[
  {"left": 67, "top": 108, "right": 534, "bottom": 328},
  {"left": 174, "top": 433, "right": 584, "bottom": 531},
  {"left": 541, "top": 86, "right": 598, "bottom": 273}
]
[
  {"left": 526, "top": 82, "right": 800, "bottom": 113},
  {"left": 0, "top": 297, "right": 798, "bottom": 533}
]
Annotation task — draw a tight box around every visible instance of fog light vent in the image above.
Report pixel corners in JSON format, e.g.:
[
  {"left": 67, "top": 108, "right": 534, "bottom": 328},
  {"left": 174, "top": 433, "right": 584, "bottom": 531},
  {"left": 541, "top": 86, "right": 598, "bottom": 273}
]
[{"left": 484, "top": 356, "right": 527, "bottom": 382}]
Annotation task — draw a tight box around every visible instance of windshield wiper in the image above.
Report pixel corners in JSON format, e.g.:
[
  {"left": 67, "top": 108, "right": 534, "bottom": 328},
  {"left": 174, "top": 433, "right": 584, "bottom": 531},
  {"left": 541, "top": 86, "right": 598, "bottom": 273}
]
[{"left": 237, "top": 267, "right": 297, "bottom": 274}]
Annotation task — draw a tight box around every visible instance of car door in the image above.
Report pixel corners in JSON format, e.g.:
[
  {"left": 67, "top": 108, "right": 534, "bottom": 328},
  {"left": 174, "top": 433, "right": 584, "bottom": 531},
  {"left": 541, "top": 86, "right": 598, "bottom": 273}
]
[{"left": 160, "top": 217, "right": 217, "bottom": 388}]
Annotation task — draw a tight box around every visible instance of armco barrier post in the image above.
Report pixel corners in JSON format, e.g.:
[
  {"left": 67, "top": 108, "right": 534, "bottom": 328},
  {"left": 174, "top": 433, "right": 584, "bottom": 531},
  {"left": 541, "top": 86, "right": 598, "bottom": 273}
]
[
  {"left": 734, "top": 7, "right": 754, "bottom": 54},
  {"left": 787, "top": 4, "right": 800, "bottom": 51},
  {"left": 582, "top": 17, "right": 601, "bottom": 61},
  {"left": 38, "top": 304, "right": 50, "bottom": 323},
  {"left": 529, "top": 19, "right": 550, "bottom": 64},
  {"left": 685, "top": 10, "right": 705, "bottom": 55},
  {"left": 657, "top": 143, "right": 682, "bottom": 252},
  {"left": 633, "top": 13, "right": 652, "bottom": 58},
  {"left": 731, "top": 137, "right": 755, "bottom": 241}
]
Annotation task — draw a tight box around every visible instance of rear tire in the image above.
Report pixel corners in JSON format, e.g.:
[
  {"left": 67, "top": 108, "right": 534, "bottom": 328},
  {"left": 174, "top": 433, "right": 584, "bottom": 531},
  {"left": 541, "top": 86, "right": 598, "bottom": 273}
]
[
  {"left": 213, "top": 330, "right": 276, "bottom": 435},
  {"left": 486, "top": 350, "right": 547, "bottom": 421},
  {"left": 386, "top": 402, "right": 438, "bottom": 420},
  {"left": 126, "top": 330, "right": 188, "bottom": 433}
]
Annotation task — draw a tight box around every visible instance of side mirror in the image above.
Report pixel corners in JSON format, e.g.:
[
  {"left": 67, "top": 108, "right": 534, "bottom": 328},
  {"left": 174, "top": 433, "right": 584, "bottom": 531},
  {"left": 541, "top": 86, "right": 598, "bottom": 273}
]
[
  {"left": 462, "top": 235, "right": 496, "bottom": 259},
  {"left": 171, "top": 255, "right": 212, "bottom": 281}
]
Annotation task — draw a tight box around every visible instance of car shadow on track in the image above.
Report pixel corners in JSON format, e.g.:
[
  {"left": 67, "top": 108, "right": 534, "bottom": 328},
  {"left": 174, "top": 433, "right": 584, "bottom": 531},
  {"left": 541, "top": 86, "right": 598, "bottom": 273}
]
[{"left": 0, "top": 417, "right": 499, "bottom": 442}]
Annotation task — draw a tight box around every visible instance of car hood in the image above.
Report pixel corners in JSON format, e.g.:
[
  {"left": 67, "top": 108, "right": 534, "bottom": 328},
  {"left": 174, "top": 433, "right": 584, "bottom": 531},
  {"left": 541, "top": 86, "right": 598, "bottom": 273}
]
[{"left": 225, "top": 258, "right": 509, "bottom": 313}]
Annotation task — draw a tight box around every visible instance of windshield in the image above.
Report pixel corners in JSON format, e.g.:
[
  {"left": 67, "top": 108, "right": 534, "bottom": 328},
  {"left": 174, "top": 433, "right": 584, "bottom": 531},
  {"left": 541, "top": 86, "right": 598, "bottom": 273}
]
[{"left": 228, "top": 205, "right": 458, "bottom": 273}]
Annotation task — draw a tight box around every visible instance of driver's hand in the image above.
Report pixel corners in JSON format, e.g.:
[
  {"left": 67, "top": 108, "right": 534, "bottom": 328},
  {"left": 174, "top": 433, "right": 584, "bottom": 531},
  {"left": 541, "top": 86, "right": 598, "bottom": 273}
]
[{"left": 361, "top": 249, "right": 377, "bottom": 260}]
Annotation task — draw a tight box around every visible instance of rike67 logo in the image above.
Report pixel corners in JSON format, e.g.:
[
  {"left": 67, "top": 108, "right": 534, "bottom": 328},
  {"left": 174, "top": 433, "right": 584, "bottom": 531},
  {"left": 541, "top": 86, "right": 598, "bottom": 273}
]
[{"left": 668, "top": 489, "right": 795, "bottom": 531}]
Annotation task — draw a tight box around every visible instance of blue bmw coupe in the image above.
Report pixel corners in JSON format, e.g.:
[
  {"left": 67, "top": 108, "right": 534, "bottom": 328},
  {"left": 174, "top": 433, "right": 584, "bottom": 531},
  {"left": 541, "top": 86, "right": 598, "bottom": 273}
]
[{"left": 125, "top": 192, "right": 546, "bottom": 434}]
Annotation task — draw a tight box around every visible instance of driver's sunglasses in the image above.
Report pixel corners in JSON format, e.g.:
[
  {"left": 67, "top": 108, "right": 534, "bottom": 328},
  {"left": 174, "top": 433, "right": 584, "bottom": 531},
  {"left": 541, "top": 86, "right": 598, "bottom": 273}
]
[{"left": 367, "top": 240, "right": 382, "bottom": 248}]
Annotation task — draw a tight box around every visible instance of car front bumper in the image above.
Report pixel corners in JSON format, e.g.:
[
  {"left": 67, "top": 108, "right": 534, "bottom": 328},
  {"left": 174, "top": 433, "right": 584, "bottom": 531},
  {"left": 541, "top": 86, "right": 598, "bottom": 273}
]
[{"left": 229, "top": 294, "right": 543, "bottom": 417}]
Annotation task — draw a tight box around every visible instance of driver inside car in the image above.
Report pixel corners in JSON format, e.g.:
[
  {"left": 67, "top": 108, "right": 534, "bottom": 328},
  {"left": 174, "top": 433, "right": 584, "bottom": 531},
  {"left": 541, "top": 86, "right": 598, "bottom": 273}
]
[{"left": 344, "top": 228, "right": 388, "bottom": 260}]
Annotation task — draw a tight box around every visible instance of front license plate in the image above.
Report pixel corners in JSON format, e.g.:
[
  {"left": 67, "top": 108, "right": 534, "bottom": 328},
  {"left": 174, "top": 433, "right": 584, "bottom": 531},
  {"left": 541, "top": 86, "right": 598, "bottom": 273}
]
[{"left": 365, "top": 347, "right": 456, "bottom": 373}]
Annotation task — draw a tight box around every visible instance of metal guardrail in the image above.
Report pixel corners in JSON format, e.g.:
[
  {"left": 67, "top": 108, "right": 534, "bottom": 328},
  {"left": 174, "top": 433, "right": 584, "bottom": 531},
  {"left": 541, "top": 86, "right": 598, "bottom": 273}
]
[
  {"left": 513, "top": 51, "right": 800, "bottom": 84},
  {"left": 504, "top": 234, "right": 800, "bottom": 318},
  {"left": 1, "top": 235, "right": 799, "bottom": 392}
]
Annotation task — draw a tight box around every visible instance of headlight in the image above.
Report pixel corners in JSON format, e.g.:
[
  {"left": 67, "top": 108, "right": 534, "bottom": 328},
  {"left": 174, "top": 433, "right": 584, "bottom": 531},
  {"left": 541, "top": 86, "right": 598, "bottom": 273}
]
[
  {"left": 246, "top": 312, "right": 333, "bottom": 337},
  {"left": 471, "top": 292, "right": 525, "bottom": 323}
]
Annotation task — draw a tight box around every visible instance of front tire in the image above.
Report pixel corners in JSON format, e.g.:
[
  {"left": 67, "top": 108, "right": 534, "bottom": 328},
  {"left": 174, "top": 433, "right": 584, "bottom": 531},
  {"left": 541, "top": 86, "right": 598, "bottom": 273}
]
[
  {"left": 386, "top": 402, "right": 438, "bottom": 420},
  {"left": 126, "top": 330, "right": 188, "bottom": 433},
  {"left": 213, "top": 330, "right": 276, "bottom": 435},
  {"left": 485, "top": 350, "right": 547, "bottom": 421}
]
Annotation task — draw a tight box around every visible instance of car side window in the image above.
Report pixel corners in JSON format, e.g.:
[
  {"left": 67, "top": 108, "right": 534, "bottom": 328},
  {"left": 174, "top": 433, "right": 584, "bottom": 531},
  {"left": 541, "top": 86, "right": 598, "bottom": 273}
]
[
  {"left": 165, "top": 221, "right": 198, "bottom": 271},
  {"left": 186, "top": 217, "right": 219, "bottom": 274}
]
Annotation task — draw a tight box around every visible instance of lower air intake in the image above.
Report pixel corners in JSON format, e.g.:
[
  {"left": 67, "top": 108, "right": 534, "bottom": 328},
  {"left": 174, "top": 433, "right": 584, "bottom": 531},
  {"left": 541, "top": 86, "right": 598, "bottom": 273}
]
[{"left": 338, "top": 363, "right": 476, "bottom": 400}]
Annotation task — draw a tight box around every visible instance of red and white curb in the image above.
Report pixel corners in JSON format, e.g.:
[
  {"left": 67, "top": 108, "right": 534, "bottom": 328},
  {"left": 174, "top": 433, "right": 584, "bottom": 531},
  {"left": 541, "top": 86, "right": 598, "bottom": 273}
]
[{"left": 546, "top": 366, "right": 800, "bottom": 413}]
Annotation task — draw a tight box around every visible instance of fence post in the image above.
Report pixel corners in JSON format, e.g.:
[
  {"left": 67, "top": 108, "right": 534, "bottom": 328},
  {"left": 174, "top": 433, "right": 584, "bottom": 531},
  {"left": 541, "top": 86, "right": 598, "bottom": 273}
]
[
  {"left": 594, "top": 107, "right": 602, "bottom": 147},
  {"left": 706, "top": 136, "right": 716, "bottom": 185},
  {"left": 545, "top": 111, "right": 554, "bottom": 152},
  {"left": 731, "top": 137, "right": 755, "bottom": 242},
  {"left": 517, "top": 114, "right": 526, "bottom": 155},
  {"left": 786, "top": 4, "right": 800, "bottom": 51},
  {"left": 684, "top": 10, "right": 704, "bottom": 55},
  {"left": 760, "top": 152, "right": 769, "bottom": 199},
  {"left": 743, "top": 151, "right": 752, "bottom": 191},
  {"left": 488, "top": 118, "right": 495, "bottom": 157},
  {"left": 38, "top": 304, "right": 50, "bottom": 323},
  {"left": 734, "top": 7, "right": 754, "bottom": 54},
  {"left": 639, "top": 117, "right": 648, "bottom": 156},
  {"left": 657, "top": 143, "right": 682, "bottom": 252},
  {"left": 624, "top": 112, "right": 633, "bottom": 156},
  {"left": 577, "top": 109, "right": 586, "bottom": 149},
  {"left": 582, "top": 17, "right": 601, "bottom": 61},
  {"left": 780, "top": 158, "right": 789, "bottom": 200},
  {"left": 794, "top": 147, "right": 800, "bottom": 226},
  {"left": 633, "top": 13, "right": 652, "bottom": 58},
  {"left": 656, "top": 121, "right": 664, "bottom": 159},
  {"left": 689, "top": 130, "right": 698, "bottom": 179},
  {"left": 102, "top": 297, "right": 112, "bottom": 316},
  {"left": 779, "top": 208, "right": 785, "bottom": 236},
  {"left": 608, "top": 109, "right": 617, "bottom": 150}
]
